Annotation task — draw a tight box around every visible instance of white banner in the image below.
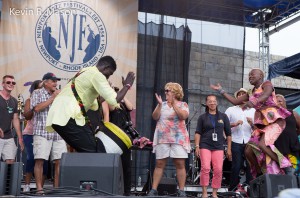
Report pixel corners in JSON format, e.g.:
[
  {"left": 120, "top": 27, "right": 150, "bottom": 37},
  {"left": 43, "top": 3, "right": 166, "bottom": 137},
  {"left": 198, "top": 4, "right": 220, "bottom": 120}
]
[{"left": 0, "top": 0, "right": 137, "bottom": 107}]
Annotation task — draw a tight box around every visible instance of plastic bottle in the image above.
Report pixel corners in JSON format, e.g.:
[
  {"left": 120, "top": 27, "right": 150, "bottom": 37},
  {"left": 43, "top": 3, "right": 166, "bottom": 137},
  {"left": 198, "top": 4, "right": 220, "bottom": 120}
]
[{"left": 138, "top": 176, "right": 142, "bottom": 187}]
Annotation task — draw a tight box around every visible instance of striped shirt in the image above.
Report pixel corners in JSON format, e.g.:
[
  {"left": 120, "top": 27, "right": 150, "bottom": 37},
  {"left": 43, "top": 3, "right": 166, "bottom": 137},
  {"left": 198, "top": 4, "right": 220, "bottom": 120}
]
[{"left": 31, "top": 87, "right": 62, "bottom": 141}]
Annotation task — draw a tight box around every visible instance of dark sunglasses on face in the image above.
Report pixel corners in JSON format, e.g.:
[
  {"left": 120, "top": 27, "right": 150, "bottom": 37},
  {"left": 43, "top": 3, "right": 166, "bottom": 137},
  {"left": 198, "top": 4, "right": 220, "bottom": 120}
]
[
  {"left": 164, "top": 89, "right": 171, "bottom": 93},
  {"left": 5, "top": 81, "right": 16, "bottom": 85}
]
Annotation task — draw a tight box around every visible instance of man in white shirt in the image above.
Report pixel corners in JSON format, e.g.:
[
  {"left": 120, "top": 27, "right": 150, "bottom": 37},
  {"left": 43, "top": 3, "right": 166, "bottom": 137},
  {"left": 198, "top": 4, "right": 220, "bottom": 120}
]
[{"left": 225, "top": 88, "right": 255, "bottom": 191}]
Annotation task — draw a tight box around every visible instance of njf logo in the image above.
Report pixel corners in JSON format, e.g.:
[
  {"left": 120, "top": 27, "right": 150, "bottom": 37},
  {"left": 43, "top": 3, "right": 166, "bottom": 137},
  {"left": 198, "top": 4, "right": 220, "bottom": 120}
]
[{"left": 35, "top": 1, "right": 107, "bottom": 72}]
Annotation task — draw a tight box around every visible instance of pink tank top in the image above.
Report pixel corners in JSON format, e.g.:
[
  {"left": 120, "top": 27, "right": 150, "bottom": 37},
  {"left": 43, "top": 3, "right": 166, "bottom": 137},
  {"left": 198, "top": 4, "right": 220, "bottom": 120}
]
[{"left": 23, "top": 119, "right": 33, "bottom": 135}]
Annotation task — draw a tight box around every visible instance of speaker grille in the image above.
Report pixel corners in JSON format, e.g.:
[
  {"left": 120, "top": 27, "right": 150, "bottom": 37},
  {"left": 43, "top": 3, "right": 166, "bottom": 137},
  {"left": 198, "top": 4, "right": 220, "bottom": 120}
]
[{"left": 59, "top": 153, "right": 124, "bottom": 195}]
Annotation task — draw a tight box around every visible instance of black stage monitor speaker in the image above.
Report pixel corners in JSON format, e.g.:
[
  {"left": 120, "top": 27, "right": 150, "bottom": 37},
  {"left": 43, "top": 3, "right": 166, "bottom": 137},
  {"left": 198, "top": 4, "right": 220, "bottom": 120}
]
[
  {"left": 157, "top": 177, "right": 177, "bottom": 196},
  {"left": 250, "top": 174, "right": 298, "bottom": 198},
  {"left": 0, "top": 162, "right": 22, "bottom": 196},
  {"left": 0, "top": 162, "right": 8, "bottom": 195},
  {"left": 59, "top": 153, "right": 124, "bottom": 195}
]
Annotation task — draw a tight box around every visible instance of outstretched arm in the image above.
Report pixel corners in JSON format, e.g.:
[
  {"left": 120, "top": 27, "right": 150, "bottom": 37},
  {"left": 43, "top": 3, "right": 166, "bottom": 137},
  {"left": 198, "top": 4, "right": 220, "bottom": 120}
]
[
  {"left": 97, "top": 72, "right": 135, "bottom": 106},
  {"left": 210, "top": 83, "right": 248, "bottom": 105}
]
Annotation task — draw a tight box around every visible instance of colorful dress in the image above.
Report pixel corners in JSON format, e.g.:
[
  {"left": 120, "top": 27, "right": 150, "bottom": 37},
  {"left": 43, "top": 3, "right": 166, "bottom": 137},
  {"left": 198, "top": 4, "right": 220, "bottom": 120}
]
[
  {"left": 247, "top": 81, "right": 292, "bottom": 176},
  {"left": 153, "top": 101, "right": 191, "bottom": 153}
]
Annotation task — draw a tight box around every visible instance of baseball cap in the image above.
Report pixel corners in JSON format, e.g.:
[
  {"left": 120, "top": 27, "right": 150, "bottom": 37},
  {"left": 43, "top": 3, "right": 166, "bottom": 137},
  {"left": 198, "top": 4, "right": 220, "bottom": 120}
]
[
  {"left": 234, "top": 88, "right": 247, "bottom": 98},
  {"left": 42, "top": 72, "right": 61, "bottom": 81}
]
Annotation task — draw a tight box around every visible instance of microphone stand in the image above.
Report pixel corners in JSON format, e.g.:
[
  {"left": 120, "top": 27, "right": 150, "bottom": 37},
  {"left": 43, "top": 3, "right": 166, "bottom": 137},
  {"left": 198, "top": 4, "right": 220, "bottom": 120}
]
[
  {"left": 186, "top": 108, "right": 199, "bottom": 133},
  {"left": 185, "top": 108, "right": 199, "bottom": 184}
]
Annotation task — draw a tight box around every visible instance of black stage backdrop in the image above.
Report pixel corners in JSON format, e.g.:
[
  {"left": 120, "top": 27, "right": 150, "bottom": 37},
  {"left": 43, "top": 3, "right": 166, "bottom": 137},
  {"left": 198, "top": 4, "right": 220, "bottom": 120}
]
[{"left": 134, "top": 19, "right": 191, "bottom": 187}]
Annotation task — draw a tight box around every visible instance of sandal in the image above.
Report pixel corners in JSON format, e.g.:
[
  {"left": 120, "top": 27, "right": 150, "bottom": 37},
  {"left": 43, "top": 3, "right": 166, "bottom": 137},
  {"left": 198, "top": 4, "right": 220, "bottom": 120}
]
[{"left": 36, "top": 190, "right": 45, "bottom": 195}]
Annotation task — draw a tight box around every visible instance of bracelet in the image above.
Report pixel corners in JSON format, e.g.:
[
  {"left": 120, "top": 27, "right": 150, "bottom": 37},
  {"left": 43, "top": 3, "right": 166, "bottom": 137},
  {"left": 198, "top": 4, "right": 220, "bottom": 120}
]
[
  {"left": 218, "top": 89, "right": 226, "bottom": 94},
  {"left": 217, "top": 87, "right": 226, "bottom": 95},
  {"left": 195, "top": 145, "right": 199, "bottom": 148},
  {"left": 125, "top": 84, "right": 131, "bottom": 89},
  {"left": 219, "top": 89, "right": 226, "bottom": 94}
]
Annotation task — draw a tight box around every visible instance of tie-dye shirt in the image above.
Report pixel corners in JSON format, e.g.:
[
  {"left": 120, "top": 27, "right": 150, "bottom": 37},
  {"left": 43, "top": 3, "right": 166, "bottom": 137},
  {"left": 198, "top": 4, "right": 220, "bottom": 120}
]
[{"left": 153, "top": 101, "right": 191, "bottom": 152}]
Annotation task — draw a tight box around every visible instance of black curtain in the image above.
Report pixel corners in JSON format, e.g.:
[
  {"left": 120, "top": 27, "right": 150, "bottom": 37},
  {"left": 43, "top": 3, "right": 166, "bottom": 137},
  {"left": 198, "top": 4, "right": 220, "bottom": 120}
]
[{"left": 134, "top": 19, "right": 191, "bottom": 186}]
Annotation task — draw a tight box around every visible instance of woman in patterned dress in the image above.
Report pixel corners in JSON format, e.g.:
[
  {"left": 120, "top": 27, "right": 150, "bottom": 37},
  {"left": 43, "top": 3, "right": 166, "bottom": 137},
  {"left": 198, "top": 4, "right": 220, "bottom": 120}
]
[
  {"left": 211, "top": 68, "right": 291, "bottom": 177},
  {"left": 147, "top": 82, "right": 191, "bottom": 197}
]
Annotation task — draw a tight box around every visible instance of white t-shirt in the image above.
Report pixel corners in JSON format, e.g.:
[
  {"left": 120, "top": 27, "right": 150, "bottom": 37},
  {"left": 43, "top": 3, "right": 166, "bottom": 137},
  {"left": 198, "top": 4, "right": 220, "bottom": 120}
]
[{"left": 225, "top": 106, "right": 255, "bottom": 144}]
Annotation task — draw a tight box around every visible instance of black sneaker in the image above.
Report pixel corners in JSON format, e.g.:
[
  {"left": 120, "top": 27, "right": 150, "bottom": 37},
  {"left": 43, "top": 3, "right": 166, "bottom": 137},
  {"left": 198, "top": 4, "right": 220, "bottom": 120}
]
[
  {"left": 177, "top": 189, "right": 187, "bottom": 197},
  {"left": 147, "top": 189, "right": 158, "bottom": 196}
]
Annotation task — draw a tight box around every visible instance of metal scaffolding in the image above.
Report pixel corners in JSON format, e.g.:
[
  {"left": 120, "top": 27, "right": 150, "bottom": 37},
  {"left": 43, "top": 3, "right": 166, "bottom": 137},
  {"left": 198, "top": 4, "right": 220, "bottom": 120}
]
[
  {"left": 257, "top": 10, "right": 270, "bottom": 79},
  {"left": 254, "top": 1, "right": 300, "bottom": 78}
]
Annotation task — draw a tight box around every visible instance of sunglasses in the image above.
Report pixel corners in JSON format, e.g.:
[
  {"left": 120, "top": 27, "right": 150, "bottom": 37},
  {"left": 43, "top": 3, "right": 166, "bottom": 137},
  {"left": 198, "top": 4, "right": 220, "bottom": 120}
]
[
  {"left": 164, "top": 89, "right": 171, "bottom": 93},
  {"left": 5, "top": 81, "right": 16, "bottom": 85}
]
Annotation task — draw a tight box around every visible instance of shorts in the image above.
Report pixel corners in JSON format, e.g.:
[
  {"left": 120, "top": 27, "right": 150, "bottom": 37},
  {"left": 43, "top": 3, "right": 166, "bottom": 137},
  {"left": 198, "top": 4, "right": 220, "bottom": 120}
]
[
  {"left": 154, "top": 143, "right": 188, "bottom": 159},
  {"left": 0, "top": 138, "right": 17, "bottom": 161},
  {"left": 33, "top": 135, "right": 67, "bottom": 161}
]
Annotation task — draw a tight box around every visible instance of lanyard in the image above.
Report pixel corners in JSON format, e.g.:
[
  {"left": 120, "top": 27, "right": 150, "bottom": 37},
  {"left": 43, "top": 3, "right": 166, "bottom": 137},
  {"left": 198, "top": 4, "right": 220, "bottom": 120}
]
[{"left": 208, "top": 114, "right": 216, "bottom": 128}]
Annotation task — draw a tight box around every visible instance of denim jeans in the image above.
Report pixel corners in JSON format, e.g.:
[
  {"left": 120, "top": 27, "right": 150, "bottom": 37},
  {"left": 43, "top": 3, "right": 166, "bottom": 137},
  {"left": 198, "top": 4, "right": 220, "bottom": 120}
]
[{"left": 229, "top": 142, "right": 252, "bottom": 191}]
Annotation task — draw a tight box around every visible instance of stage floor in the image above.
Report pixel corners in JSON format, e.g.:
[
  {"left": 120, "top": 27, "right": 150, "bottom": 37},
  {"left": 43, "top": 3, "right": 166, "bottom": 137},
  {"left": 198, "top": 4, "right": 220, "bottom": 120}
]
[{"left": 19, "top": 182, "right": 231, "bottom": 197}]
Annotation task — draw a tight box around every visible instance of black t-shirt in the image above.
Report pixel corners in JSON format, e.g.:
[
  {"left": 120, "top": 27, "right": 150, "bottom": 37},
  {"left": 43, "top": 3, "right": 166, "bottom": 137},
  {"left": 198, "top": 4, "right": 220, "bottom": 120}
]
[
  {"left": 195, "top": 112, "right": 231, "bottom": 150},
  {"left": 275, "top": 111, "right": 300, "bottom": 157},
  {"left": 0, "top": 95, "right": 18, "bottom": 139}
]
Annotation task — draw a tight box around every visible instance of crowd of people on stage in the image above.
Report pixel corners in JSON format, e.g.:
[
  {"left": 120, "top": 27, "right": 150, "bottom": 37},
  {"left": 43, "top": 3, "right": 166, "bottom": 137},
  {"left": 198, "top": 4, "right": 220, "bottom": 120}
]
[{"left": 1, "top": 56, "right": 300, "bottom": 197}]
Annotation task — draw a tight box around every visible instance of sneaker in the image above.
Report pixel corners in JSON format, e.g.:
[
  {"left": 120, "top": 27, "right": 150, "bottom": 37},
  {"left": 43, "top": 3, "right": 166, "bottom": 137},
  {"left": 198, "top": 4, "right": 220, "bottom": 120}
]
[
  {"left": 23, "top": 184, "right": 30, "bottom": 192},
  {"left": 147, "top": 189, "right": 158, "bottom": 196},
  {"left": 177, "top": 189, "right": 187, "bottom": 197}
]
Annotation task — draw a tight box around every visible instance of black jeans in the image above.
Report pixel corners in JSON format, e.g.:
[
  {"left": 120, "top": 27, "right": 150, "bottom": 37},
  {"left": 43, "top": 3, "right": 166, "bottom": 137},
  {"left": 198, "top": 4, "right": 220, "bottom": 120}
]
[
  {"left": 52, "top": 119, "right": 105, "bottom": 152},
  {"left": 52, "top": 119, "right": 131, "bottom": 195},
  {"left": 229, "top": 142, "right": 252, "bottom": 191}
]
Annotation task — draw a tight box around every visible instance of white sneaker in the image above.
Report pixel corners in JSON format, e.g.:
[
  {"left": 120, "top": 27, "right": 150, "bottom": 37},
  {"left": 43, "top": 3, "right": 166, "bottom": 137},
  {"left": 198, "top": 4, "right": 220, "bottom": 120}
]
[{"left": 23, "top": 184, "right": 30, "bottom": 192}]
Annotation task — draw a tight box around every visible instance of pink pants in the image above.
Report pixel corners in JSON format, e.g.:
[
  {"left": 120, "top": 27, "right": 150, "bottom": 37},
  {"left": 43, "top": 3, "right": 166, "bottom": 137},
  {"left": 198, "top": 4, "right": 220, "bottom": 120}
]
[{"left": 200, "top": 149, "right": 224, "bottom": 188}]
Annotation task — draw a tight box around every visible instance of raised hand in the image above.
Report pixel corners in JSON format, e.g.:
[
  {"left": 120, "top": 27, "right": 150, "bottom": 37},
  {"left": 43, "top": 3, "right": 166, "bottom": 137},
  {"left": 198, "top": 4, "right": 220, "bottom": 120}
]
[
  {"left": 123, "top": 72, "right": 135, "bottom": 87},
  {"left": 210, "top": 83, "right": 222, "bottom": 91},
  {"left": 155, "top": 93, "right": 162, "bottom": 105}
]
